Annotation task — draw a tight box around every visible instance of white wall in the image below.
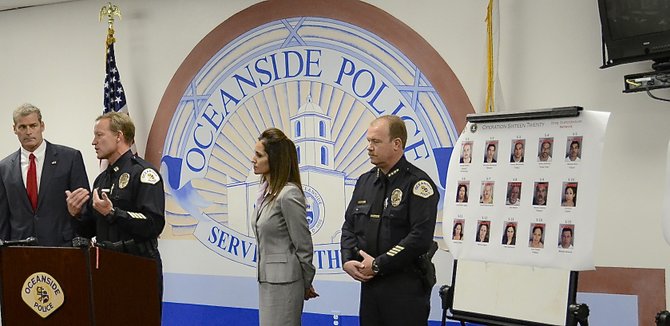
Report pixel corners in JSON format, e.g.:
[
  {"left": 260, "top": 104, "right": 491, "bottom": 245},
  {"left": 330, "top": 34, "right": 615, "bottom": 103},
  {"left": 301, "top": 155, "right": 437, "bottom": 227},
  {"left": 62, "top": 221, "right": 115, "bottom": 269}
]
[
  {"left": 494, "top": 1, "right": 670, "bottom": 272},
  {"left": 1, "top": 0, "right": 669, "bottom": 308}
]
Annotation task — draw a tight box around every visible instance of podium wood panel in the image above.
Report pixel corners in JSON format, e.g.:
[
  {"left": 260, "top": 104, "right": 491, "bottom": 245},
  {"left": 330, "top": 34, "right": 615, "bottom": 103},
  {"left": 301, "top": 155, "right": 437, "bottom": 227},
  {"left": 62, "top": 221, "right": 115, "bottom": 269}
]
[
  {"left": 89, "top": 248, "right": 160, "bottom": 326},
  {"left": 0, "top": 247, "right": 92, "bottom": 326},
  {"left": 0, "top": 246, "right": 160, "bottom": 326}
]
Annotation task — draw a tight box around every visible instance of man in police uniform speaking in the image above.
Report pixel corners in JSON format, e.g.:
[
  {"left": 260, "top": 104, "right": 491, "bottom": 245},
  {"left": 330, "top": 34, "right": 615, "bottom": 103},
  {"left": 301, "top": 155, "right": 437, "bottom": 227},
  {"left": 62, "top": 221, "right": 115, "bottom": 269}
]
[
  {"left": 65, "top": 112, "right": 165, "bottom": 302},
  {"left": 341, "top": 115, "right": 439, "bottom": 325}
]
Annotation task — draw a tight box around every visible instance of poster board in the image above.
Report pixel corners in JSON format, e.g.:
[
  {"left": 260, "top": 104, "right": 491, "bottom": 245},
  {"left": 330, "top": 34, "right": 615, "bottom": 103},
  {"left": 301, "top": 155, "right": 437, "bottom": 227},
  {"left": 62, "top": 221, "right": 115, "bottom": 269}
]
[
  {"left": 443, "top": 107, "right": 610, "bottom": 325},
  {"left": 444, "top": 107, "right": 610, "bottom": 270}
]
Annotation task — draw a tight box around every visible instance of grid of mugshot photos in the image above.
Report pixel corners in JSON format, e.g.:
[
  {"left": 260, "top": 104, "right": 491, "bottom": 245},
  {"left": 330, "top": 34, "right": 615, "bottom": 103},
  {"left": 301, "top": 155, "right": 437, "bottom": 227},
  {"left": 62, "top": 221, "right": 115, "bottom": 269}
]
[
  {"left": 452, "top": 135, "right": 582, "bottom": 251},
  {"left": 458, "top": 136, "right": 583, "bottom": 165}
]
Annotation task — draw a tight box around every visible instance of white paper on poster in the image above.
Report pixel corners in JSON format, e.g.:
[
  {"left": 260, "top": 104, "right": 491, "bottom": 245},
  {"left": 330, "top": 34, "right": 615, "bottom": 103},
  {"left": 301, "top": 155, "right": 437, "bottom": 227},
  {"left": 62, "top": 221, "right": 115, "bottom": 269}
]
[{"left": 442, "top": 110, "right": 610, "bottom": 271}]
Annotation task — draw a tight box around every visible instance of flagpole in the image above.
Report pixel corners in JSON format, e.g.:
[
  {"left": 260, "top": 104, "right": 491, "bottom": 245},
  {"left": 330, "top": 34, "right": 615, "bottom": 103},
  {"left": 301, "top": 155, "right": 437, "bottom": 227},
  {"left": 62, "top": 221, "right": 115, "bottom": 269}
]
[
  {"left": 485, "top": 0, "right": 495, "bottom": 113},
  {"left": 99, "top": 3, "right": 135, "bottom": 168}
]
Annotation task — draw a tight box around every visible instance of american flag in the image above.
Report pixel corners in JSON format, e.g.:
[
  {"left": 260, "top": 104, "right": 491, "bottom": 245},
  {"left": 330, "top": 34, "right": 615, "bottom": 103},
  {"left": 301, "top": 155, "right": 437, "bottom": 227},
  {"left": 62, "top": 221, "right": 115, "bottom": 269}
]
[
  {"left": 101, "top": 28, "right": 135, "bottom": 161},
  {"left": 103, "top": 37, "right": 127, "bottom": 114}
]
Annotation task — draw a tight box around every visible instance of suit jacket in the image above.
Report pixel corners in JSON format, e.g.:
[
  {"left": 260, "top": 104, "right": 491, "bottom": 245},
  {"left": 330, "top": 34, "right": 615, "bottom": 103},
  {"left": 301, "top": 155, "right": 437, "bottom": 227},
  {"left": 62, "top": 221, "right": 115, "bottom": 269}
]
[
  {"left": 0, "top": 141, "right": 89, "bottom": 246},
  {"left": 252, "top": 183, "right": 315, "bottom": 288}
]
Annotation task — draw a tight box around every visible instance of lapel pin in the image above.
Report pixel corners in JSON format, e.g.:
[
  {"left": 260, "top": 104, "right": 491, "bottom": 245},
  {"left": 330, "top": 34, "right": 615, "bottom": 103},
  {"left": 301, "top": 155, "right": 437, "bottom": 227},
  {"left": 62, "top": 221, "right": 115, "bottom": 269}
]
[{"left": 51, "top": 161, "right": 57, "bottom": 165}]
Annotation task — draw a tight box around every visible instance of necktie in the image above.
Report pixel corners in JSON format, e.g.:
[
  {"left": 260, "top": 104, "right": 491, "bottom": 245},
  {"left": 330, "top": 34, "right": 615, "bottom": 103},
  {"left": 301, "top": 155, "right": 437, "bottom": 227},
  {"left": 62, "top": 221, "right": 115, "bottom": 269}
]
[
  {"left": 364, "top": 172, "right": 387, "bottom": 256},
  {"left": 27, "top": 153, "right": 38, "bottom": 212}
]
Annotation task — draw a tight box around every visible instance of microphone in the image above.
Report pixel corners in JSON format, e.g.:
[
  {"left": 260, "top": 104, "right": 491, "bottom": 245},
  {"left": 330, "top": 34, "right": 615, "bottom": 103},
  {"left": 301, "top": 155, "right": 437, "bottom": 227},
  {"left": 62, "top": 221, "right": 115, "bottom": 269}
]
[
  {"left": 0, "top": 236, "right": 38, "bottom": 247},
  {"left": 72, "top": 237, "right": 90, "bottom": 248}
]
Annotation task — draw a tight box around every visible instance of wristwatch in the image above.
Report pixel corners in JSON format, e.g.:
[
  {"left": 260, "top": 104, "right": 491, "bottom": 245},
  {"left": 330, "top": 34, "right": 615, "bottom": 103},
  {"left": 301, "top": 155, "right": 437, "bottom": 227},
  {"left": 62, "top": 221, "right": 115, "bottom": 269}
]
[{"left": 371, "top": 259, "right": 380, "bottom": 275}]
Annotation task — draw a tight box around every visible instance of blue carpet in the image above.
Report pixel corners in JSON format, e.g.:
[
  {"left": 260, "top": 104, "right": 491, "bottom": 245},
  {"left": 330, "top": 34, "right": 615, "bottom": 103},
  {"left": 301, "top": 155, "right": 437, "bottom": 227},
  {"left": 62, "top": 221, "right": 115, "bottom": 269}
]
[{"left": 162, "top": 302, "right": 458, "bottom": 325}]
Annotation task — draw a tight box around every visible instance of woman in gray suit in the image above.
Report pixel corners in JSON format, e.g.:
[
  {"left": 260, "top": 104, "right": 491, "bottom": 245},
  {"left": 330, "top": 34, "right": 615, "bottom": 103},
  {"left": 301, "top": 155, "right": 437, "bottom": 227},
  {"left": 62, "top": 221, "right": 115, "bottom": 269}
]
[{"left": 251, "top": 128, "right": 318, "bottom": 326}]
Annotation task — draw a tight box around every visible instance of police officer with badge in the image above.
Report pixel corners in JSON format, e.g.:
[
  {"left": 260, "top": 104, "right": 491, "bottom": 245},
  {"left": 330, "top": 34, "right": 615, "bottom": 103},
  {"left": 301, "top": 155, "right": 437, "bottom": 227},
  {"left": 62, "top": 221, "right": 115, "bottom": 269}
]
[
  {"left": 341, "top": 115, "right": 439, "bottom": 326},
  {"left": 66, "top": 112, "right": 165, "bottom": 302}
]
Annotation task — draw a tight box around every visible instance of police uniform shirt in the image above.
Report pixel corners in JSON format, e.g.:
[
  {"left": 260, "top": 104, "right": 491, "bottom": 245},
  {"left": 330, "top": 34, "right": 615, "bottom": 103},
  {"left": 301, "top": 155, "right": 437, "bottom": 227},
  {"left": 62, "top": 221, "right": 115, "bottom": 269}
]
[
  {"left": 78, "top": 150, "right": 165, "bottom": 244},
  {"left": 341, "top": 155, "right": 439, "bottom": 275}
]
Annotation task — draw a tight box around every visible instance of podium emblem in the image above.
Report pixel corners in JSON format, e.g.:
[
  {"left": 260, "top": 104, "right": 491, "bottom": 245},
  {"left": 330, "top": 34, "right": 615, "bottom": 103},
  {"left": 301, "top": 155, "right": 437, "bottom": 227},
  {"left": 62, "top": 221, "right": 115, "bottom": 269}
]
[{"left": 21, "top": 272, "right": 65, "bottom": 318}]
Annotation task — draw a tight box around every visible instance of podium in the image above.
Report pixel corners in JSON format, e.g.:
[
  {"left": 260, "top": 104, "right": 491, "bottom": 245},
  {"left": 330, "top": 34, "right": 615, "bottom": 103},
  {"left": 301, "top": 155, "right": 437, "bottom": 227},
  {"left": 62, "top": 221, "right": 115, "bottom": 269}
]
[{"left": 0, "top": 246, "right": 160, "bottom": 326}]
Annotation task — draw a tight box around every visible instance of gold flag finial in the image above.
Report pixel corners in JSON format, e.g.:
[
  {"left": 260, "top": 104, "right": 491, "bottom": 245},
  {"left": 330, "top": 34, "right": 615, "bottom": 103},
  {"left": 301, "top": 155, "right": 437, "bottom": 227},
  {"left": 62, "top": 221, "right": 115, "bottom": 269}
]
[
  {"left": 100, "top": 2, "right": 121, "bottom": 45},
  {"left": 99, "top": 2, "right": 121, "bottom": 29}
]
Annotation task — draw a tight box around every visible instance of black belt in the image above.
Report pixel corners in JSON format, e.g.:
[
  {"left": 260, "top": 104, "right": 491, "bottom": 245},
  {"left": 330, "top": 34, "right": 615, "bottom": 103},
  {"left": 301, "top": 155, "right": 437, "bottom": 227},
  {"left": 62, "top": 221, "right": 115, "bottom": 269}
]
[{"left": 98, "top": 238, "right": 159, "bottom": 258}]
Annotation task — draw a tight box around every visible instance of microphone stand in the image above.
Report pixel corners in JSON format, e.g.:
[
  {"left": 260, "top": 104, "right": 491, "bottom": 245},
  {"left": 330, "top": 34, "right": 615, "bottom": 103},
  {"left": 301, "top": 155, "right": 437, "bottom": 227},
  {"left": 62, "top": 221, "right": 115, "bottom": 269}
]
[{"left": 0, "top": 236, "right": 38, "bottom": 247}]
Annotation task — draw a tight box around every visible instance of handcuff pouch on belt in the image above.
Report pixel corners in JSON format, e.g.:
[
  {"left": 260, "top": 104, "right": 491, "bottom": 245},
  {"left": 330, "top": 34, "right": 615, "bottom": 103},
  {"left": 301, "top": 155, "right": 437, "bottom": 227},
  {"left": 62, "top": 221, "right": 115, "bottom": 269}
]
[{"left": 415, "top": 241, "right": 438, "bottom": 291}]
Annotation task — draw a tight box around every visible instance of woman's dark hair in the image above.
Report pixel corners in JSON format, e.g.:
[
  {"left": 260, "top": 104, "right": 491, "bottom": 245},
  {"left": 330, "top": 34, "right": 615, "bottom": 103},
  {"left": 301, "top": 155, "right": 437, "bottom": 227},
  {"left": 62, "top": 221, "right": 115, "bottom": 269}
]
[{"left": 259, "top": 128, "right": 303, "bottom": 200}]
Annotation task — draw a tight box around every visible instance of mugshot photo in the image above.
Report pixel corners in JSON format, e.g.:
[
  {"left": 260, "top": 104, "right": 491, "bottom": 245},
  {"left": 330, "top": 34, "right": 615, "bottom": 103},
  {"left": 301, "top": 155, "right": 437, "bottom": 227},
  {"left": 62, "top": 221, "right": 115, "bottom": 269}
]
[
  {"left": 561, "top": 182, "right": 578, "bottom": 207},
  {"left": 476, "top": 220, "right": 491, "bottom": 243},
  {"left": 502, "top": 222, "right": 517, "bottom": 246},
  {"left": 537, "top": 137, "right": 553, "bottom": 162},
  {"left": 532, "top": 182, "right": 549, "bottom": 206},
  {"left": 558, "top": 224, "right": 575, "bottom": 249},
  {"left": 510, "top": 139, "right": 525, "bottom": 163},
  {"left": 484, "top": 140, "right": 498, "bottom": 164},
  {"left": 456, "top": 181, "right": 470, "bottom": 203},
  {"left": 460, "top": 141, "right": 473, "bottom": 164},
  {"left": 529, "top": 223, "right": 546, "bottom": 249},
  {"left": 506, "top": 182, "right": 522, "bottom": 206},
  {"left": 565, "top": 136, "right": 583, "bottom": 162},
  {"left": 452, "top": 219, "right": 465, "bottom": 241},
  {"left": 480, "top": 181, "right": 494, "bottom": 205}
]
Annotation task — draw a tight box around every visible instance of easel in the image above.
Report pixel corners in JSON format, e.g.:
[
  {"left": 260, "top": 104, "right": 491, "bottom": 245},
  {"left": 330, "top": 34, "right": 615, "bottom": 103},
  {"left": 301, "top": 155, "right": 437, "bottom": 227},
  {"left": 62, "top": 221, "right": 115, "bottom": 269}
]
[
  {"left": 439, "top": 260, "right": 588, "bottom": 326},
  {"left": 441, "top": 107, "right": 591, "bottom": 326}
]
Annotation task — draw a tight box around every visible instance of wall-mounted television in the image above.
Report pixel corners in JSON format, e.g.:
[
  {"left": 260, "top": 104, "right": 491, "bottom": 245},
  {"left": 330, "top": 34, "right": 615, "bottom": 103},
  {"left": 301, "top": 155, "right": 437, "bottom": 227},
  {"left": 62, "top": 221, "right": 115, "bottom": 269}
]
[{"left": 598, "top": 0, "right": 670, "bottom": 70}]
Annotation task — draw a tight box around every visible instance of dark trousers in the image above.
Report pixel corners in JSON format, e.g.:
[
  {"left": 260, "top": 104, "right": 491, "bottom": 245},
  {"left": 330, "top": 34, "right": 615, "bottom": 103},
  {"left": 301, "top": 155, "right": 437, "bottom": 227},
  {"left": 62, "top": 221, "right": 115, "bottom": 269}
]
[
  {"left": 359, "top": 270, "right": 431, "bottom": 326},
  {"left": 143, "top": 250, "right": 163, "bottom": 322},
  {"left": 155, "top": 253, "right": 163, "bottom": 303}
]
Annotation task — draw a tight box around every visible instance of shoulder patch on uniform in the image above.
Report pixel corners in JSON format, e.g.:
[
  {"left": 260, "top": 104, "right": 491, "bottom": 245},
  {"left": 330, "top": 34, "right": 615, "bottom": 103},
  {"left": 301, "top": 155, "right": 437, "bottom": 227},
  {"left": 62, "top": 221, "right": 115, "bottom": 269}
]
[
  {"left": 140, "top": 168, "right": 160, "bottom": 185},
  {"left": 413, "top": 180, "right": 434, "bottom": 198}
]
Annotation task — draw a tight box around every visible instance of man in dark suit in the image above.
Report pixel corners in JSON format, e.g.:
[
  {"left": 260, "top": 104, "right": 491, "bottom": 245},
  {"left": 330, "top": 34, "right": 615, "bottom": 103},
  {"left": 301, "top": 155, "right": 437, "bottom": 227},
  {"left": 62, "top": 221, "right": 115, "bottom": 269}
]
[{"left": 0, "top": 103, "right": 89, "bottom": 247}]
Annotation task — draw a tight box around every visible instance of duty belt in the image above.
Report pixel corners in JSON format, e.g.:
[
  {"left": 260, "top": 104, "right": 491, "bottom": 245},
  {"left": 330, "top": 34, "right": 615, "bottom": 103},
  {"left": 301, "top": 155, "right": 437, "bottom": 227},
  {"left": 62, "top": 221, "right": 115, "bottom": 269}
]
[{"left": 98, "top": 238, "right": 159, "bottom": 258}]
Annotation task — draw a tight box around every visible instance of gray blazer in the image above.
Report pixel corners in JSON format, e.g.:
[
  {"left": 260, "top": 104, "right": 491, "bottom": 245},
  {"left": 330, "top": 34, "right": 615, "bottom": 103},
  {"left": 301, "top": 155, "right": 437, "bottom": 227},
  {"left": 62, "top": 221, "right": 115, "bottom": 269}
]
[
  {"left": 252, "top": 183, "right": 315, "bottom": 288},
  {"left": 0, "top": 141, "right": 89, "bottom": 246}
]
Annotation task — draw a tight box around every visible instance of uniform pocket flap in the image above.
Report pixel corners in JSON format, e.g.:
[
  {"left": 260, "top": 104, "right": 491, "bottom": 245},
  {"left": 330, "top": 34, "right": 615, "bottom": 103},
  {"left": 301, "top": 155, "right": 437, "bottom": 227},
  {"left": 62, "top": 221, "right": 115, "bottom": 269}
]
[
  {"left": 266, "top": 253, "right": 288, "bottom": 263},
  {"left": 354, "top": 204, "right": 371, "bottom": 215}
]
